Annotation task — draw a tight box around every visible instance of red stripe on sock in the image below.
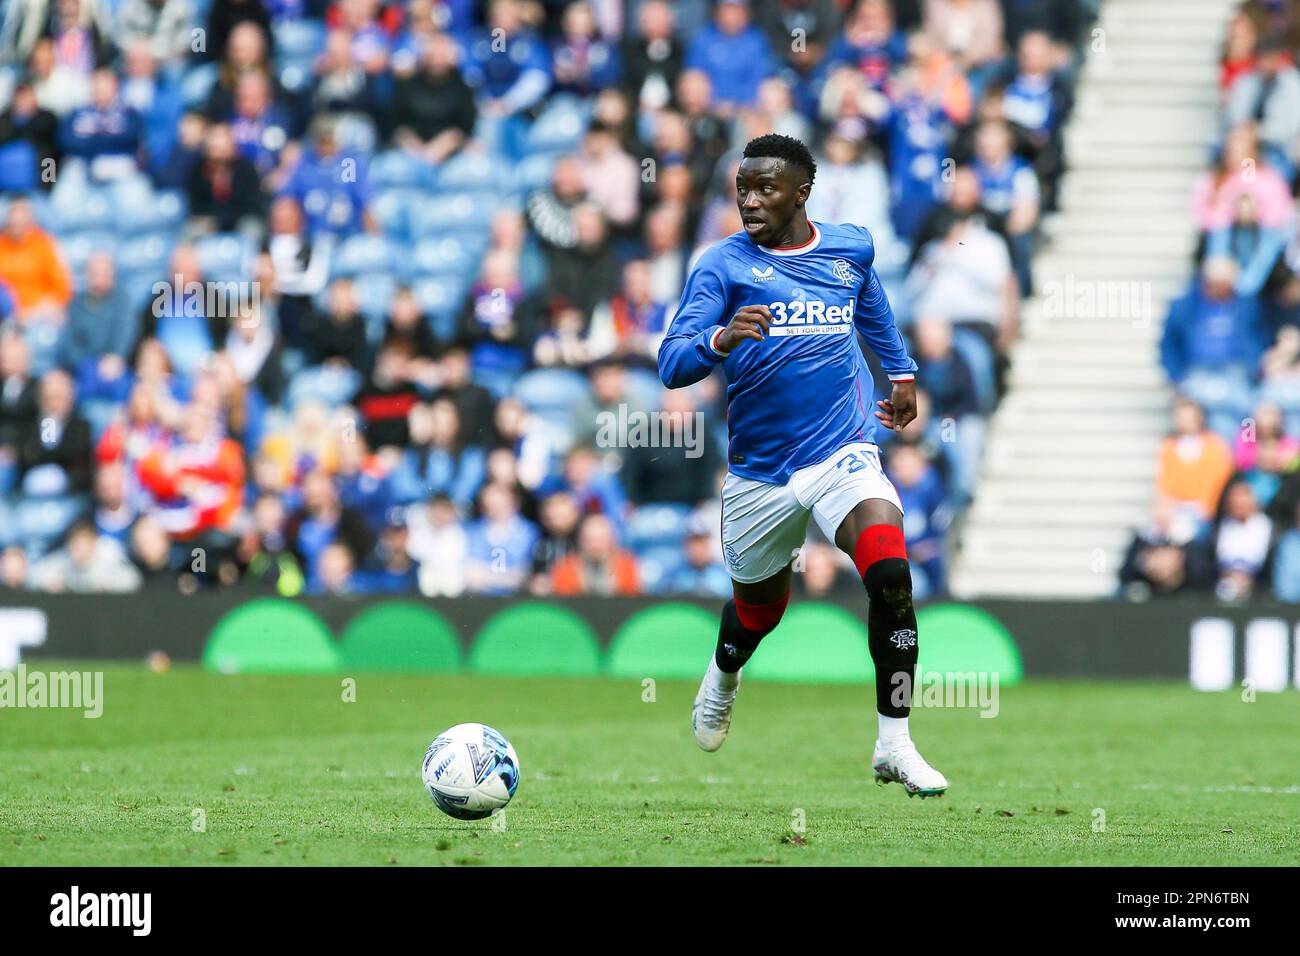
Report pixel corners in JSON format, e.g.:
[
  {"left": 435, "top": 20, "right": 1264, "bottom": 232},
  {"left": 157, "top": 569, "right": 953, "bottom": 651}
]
[
  {"left": 853, "top": 524, "right": 907, "bottom": 577},
  {"left": 734, "top": 591, "right": 790, "bottom": 632}
]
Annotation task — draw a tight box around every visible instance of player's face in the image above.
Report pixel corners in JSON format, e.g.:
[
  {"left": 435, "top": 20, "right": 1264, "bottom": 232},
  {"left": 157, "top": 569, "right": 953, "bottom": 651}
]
[{"left": 735, "top": 158, "right": 810, "bottom": 246}]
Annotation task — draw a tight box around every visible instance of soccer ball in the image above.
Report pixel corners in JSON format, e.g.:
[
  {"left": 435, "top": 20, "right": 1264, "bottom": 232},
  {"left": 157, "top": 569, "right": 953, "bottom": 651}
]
[{"left": 422, "top": 722, "right": 520, "bottom": 820}]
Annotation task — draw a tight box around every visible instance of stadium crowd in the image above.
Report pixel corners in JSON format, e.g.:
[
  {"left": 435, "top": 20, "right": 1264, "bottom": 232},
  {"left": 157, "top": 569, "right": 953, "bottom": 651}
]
[
  {"left": 0, "top": 0, "right": 1093, "bottom": 600},
  {"left": 1129, "top": 0, "right": 1300, "bottom": 602}
]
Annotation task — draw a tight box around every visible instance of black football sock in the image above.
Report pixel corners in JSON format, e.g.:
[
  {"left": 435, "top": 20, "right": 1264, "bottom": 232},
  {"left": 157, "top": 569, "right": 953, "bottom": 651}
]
[
  {"left": 714, "top": 599, "right": 768, "bottom": 673},
  {"left": 862, "top": 557, "right": 919, "bottom": 717}
]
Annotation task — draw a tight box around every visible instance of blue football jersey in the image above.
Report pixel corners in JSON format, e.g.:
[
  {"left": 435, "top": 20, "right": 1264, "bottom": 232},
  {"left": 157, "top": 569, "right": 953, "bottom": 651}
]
[{"left": 658, "top": 221, "right": 917, "bottom": 484}]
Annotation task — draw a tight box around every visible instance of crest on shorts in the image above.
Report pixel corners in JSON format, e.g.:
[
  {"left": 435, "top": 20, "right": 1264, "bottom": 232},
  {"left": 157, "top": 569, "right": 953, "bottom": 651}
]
[{"left": 831, "top": 259, "right": 857, "bottom": 285}]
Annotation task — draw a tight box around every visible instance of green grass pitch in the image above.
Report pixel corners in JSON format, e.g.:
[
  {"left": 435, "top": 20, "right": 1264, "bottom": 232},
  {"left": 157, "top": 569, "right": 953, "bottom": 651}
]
[{"left": 2, "top": 664, "right": 1298, "bottom": 866}]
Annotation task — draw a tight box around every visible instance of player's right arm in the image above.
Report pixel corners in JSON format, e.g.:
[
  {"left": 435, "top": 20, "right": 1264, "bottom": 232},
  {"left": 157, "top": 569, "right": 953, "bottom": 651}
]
[{"left": 658, "top": 255, "right": 769, "bottom": 388}]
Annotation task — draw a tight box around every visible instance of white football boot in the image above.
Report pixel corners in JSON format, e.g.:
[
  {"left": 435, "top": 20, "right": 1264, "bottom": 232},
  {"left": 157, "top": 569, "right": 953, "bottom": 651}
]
[
  {"left": 872, "top": 737, "right": 949, "bottom": 798},
  {"left": 691, "top": 658, "right": 741, "bottom": 752}
]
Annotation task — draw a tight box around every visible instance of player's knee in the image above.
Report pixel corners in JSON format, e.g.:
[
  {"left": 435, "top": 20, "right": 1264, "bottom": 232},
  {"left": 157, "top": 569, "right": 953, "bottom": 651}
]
[
  {"left": 733, "top": 591, "right": 790, "bottom": 635},
  {"left": 864, "top": 558, "right": 913, "bottom": 610}
]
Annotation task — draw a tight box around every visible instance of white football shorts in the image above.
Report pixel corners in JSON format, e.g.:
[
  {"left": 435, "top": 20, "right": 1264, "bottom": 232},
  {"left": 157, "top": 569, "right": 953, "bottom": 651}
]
[{"left": 720, "top": 442, "right": 904, "bottom": 584}]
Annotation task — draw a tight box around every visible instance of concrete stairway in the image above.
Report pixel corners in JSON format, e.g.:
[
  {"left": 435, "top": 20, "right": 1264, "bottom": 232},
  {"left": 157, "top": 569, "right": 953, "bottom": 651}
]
[{"left": 950, "top": 0, "right": 1238, "bottom": 598}]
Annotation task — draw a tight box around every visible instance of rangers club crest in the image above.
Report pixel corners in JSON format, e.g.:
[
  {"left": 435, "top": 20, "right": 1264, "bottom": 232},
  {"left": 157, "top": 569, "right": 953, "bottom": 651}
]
[{"left": 831, "top": 258, "right": 858, "bottom": 285}]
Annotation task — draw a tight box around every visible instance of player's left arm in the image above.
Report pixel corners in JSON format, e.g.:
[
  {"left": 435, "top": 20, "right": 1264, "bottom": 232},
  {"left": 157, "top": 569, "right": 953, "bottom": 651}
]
[{"left": 854, "top": 265, "right": 918, "bottom": 432}]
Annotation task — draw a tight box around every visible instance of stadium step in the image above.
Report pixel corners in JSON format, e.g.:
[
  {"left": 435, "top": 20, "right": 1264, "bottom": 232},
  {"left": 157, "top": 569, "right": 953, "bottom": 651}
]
[{"left": 949, "top": 0, "right": 1233, "bottom": 598}]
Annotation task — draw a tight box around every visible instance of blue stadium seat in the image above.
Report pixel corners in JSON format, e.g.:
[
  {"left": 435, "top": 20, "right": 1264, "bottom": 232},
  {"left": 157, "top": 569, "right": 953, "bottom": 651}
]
[
  {"left": 195, "top": 233, "right": 253, "bottom": 281},
  {"left": 49, "top": 187, "right": 114, "bottom": 234},
  {"left": 512, "top": 368, "right": 590, "bottom": 415},
  {"left": 410, "top": 234, "right": 486, "bottom": 277},
  {"left": 624, "top": 367, "right": 666, "bottom": 411},
  {"left": 411, "top": 276, "right": 469, "bottom": 334},
  {"left": 278, "top": 62, "right": 313, "bottom": 95},
  {"left": 117, "top": 233, "right": 173, "bottom": 277},
  {"left": 411, "top": 193, "right": 498, "bottom": 237},
  {"left": 14, "top": 496, "right": 84, "bottom": 544},
  {"left": 333, "top": 234, "right": 399, "bottom": 277},
  {"left": 639, "top": 545, "right": 688, "bottom": 594},
  {"left": 60, "top": 232, "right": 117, "bottom": 282},
  {"left": 512, "top": 151, "right": 561, "bottom": 196},
  {"left": 369, "top": 150, "right": 433, "bottom": 191},
  {"left": 352, "top": 271, "right": 398, "bottom": 329},
  {"left": 525, "top": 96, "right": 591, "bottom": 153},
  {"left": 179, "top": 62, "right": 218, "bottom": 107},
  {"left": 626, "top": 504, "right": 693, "bottom": 551},
  {"left": 372, "top": 188, "right": 418, "bottom": 240},
  {"left": 434, "top": 151, "right": 513, "bottom": 194},
  {"left": 0, "top": 498, "right": 16, "bottom": 548},
  {"left": 286, "top": 364, "right": 362, "bottom": 410},
  {"left": 274, "top": 19, "right": 327, "bottom": 64}
]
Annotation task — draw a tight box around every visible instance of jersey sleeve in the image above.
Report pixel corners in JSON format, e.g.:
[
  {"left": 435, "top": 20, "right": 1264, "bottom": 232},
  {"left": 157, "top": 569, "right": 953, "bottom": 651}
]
[
  {"left": 657, "top": 251, "right": 732, "bottom": 388},
  {"left": 855, "top": 265, "right": 917, "bottom": 382}
]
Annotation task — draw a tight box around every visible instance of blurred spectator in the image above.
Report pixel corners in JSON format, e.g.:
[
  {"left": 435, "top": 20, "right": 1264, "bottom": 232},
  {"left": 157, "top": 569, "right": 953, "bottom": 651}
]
[
  {"left": 354, "top": 509, "right": 419, "bottom": 592},
  {"left": 431, "top": 341, "right": 496, "bottom": 445},
  {"left": 28, "top": 518, "right": 141, "bottom": 592},
  {"left": 552, "top": 1, "right": 621, "bottom": 97},
  {"left": 794, "top": 540, "right": 862, "bottom": 598},
  {"left": 885, "top": 441, "right": 948, "bottom": 597},
  {"left": 0, "top": 78, "right": 60, "bottom": 192},
  {"left": 389, "top": 31, "right": 476, "bottom": 163},
  {"left": 1224, "top": 36, "right": 1300, "bottom": 176},
  {"left": 92, "top": 460, "right": 136, "bottom": 542},
  {"left": 1205, "top": 192, "right": 1291, "bottom": 298},
  {"left": 59, "top": 68, "right": 143, "bottom": 181},
  {"left": 19, "top": 368, "right": 93, "bottom": 495},
  {"left": 279, "top": 115, "right": 376, "bottom": 237},
  {"left": 461, "top": 0, "right": 552, "bottom": 160},
  {"left": 407, "top": 492, "right": 468, "bottom": 596},
  {"left": 620, "top": 386, "right": 718, "bottom": 506},
  {"left": 127, "top": 513, "right": 180, "bottom": 590},
  {"left": 0, "top": 333, "right": 39, "bottom": 492},
  {"left": 1160, "top": 256, "right": 1267, "bottom": 400},
  {"left": 528, "top": 489, "right": 581, "bottom": 594},
  {"left": 237, "top": 492, "right": 305, "bottom": 596},
  {"left": 1234, "top": 401, "right": 1299, "bottom": 508},
  {"left": 304, "top": 277, "right": 369, "bottom": 372},
  {"left": 309, "top": 540, "right": 357, "bottom": 594},
  {"left": 136, "top": 402, "right": 244, "bottom": 538},
  {"left": 465, "top": 481, "right": 538, "bottom": 594},
  {"left": 586, "top": 259, "right": 671, "bottom": 365},
  {"left": 576, "top": 123, "right": 639, "bottom": 229},
  {"left": 1214, "top": 478, "right": 1273, "bottom": 601},
  {"left": 312, "top": 27, "right": 382, "bottom": 118},
  {"left": 661, "top": 513, "right": 730, "bottom": 597},
  {"left": 1220, "top": 13, "right": 1259, "bottom": 96},
  {"left": 1155, "top": 398, "right": 1235, "bottom": 528},
  {"left": 118, "top": 0, "right": 195, "bottom": 66},
  {"left": 202, "top": 0, "right": 271, "bottom": 64},
  {"left": 684, "top": 0, "right": 777, "bottom": 115},
  {"left": 186, "top": 122, "right": 264, "bottom": 234},
  {"left": 911, "top": 315, "right": 983, "bottom": 500},
  {"left": 996, "top": 29, "right": 1069, "bottom": 206},
  {"left": 353, "top": 342, "right": 420, "bottom": 449},
  {"left": 622, "top": 0, "right": 683, "bottom": 111},
  {"left": 971, "top": 118, "right": 1038, "bottom": 294},
  {"left": 1119, "top": 498, "right": 1213, "bottom": 599},
  {"left": 805, "top": 132, "right": 903, "bottom": 272},
  {"left": 287, "top": 466, "right": 375, "bottom": 581},
  {"left": 403, "top": 397, "right": 486, "bottom": 510},
  {"left": 63, "top": 252, "right": 136, "bottom": 379},
  {"left": 551, "top": 512, "right": 639, "bottom": 595},
  {"left": 924, "top": 0, "right": 1005, "bottom": 93},
  {"left": 229, "top": 71, "right": 292, "bottom": 180},
  {"left": 0, "top": 200, "right": 73, "bottom": 322},
  {"left": 204, "top": 20, "right": 275, "bottom": 121},
  {"left": 1, "top": 545, "right": 30, "bottom": 590},
  {"left": 264, "top": 195, "right": 333, "bottom": 348},
  {"left": 1192, "top": 125, "right": 1293, "bottom": 234}
]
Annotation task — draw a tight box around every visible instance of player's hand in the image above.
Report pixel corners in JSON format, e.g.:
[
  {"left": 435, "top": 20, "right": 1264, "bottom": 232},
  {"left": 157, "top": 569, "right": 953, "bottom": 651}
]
[
  {"left": 716, "top": 305, "right": 772, "bottom": 353},
  {"left": 875, "top": 381, "right": 917, "bottom": 432}
]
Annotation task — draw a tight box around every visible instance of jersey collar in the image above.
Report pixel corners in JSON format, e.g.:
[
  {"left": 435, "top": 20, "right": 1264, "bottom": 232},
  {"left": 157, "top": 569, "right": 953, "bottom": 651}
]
[{"left": 756, "top": 222, "right": 821, "bottom": 257}]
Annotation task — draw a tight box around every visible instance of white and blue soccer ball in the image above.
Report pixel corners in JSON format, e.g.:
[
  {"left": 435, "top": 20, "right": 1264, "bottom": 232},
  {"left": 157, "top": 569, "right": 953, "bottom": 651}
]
[{"left": 422, "top": 722, "right": 520, "bottom": 820}]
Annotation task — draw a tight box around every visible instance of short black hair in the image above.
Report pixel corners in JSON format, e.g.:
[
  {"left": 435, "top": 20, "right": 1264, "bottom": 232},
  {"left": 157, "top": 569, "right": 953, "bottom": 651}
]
[{"left": 742, "top": 133, "right": 817, "bottom": 185}]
